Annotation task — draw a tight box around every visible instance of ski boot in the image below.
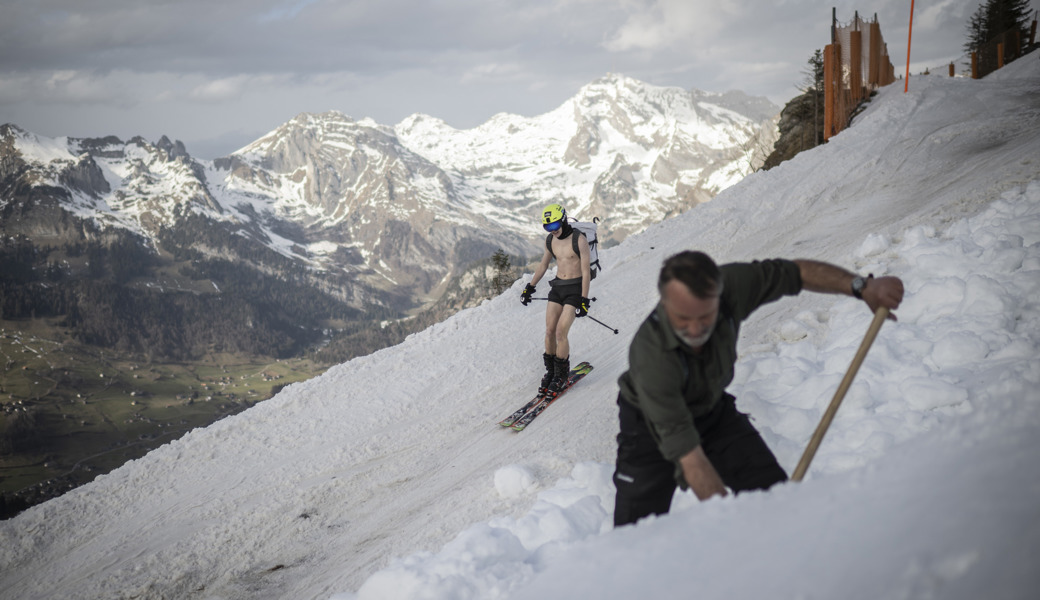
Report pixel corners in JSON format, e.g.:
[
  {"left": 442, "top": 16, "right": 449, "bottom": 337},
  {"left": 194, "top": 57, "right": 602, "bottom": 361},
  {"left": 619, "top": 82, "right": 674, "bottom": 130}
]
[
  {"left": 547, "top": 356, "right": 570, "bottom": 396},
  {"left": 538, "top": 353, "right": 555, "bottom": 396}
]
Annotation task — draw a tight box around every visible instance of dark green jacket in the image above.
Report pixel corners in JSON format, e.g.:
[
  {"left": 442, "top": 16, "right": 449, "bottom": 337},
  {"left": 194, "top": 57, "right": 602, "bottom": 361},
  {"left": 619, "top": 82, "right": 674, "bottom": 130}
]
[{"left": 617, "top": 259, "right": 803, "bottom": 462}]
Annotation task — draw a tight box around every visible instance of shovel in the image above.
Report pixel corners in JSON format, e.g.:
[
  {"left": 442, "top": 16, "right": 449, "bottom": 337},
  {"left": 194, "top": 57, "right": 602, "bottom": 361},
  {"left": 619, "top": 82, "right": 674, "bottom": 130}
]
[{"left": 792, "top": 306, "right": 890, "bottom": 482}]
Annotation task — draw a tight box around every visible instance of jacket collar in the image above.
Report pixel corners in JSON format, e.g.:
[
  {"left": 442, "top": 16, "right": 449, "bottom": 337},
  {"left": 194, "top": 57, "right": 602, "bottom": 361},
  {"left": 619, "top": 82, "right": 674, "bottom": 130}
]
[{"left": 653, "top": 302, "right": 685, "bottom": 352}]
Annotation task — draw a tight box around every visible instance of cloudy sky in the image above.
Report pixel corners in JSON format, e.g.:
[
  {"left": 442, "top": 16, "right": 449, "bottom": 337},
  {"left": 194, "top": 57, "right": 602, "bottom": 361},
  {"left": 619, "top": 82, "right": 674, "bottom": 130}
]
[{"left": 2, "top": 0, "right": 1035, "bottom": 158}]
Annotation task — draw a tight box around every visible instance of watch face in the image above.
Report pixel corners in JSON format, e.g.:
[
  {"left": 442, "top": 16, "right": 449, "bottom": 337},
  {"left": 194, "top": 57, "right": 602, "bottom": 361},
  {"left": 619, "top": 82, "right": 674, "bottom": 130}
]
[{"left": 852, "top": 277, "right": 865, "bottom": 297}]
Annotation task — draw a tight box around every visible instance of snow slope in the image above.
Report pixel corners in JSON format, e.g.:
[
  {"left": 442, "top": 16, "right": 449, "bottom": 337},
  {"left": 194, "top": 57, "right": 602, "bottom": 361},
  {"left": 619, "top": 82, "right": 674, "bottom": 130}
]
[{"left": 2, "top": 55, "right": 1039, "bottom": 600}]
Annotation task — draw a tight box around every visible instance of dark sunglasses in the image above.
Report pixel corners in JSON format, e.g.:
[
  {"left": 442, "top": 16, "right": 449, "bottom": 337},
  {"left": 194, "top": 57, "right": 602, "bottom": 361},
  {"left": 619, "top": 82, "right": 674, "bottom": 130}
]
[{"left": 543, "top": 221, "right": 562, "bottom": 232}]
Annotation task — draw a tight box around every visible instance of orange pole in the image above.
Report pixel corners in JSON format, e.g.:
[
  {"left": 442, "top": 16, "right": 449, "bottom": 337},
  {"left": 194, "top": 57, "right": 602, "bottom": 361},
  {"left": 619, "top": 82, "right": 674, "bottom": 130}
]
[
  {"left": 905, "top": 0, "right": 915, "bottom": 92},
  {"left": 869, "top": 21, "right": 881, "bottom": 87},
  {"left": 824, "top": 44, "right": 837, "bottom": 140},
  {"left": 851, "top": 30, "right": 864, "bottom": 100}
]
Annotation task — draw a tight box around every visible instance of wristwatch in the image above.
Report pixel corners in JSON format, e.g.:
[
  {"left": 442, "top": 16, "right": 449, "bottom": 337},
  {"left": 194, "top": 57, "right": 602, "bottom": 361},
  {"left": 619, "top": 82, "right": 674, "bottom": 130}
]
[{"left": 851, "top": 274, "right": 872, "bottom": 299}]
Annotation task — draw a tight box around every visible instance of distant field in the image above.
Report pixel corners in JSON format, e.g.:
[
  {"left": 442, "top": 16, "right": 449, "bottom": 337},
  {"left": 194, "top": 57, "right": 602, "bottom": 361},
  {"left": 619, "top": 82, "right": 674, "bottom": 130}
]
[{"left": 0, "top": 320, "right": 327, "bottom": 518}]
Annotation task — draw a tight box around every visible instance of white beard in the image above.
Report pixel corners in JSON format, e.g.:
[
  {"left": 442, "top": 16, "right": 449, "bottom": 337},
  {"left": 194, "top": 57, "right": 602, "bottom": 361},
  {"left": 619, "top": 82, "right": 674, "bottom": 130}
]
[{"left": 674, "top": 323, "right": 715, "bottom": 349}]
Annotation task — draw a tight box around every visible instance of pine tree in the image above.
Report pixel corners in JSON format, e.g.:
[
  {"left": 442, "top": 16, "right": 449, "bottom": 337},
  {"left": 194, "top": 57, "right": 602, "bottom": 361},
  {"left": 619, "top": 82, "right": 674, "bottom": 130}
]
[
  {"left": 802, "top": 49, "right": 825, "bottom": 96},
  {"left": 987, "top": 0, "right": 1032, "bottom": 39},
  {"left": 965, "top": 0, "right": 1033, "bottom": 50},
  {"left": 489, "top": 249, "right": 514, "bottom": 297},
  {"left": 965, "top": 4, "right": 987, "bottom": 52},
  {"left": 802, "top": 49, "right": 825, "bottom": 148}
]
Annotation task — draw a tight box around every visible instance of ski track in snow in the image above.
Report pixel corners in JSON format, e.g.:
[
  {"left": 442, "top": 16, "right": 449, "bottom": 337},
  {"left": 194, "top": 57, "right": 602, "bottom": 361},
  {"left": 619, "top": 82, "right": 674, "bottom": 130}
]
[{"left": 2, "top": 53, "right": 1040, "bottom": 600}]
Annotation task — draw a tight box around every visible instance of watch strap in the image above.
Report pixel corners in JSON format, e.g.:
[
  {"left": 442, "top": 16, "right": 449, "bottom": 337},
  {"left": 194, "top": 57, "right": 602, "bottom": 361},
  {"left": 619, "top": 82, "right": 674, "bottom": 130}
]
[{"left": 851, "top": 274, "right": 873, "bottom": 299}]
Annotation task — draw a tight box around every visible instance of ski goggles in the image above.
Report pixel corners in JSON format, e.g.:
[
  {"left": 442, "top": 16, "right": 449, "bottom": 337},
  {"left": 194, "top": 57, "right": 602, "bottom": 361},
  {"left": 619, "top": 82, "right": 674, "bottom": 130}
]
[{"left": 543, "top": 220, "right": 563, "bottom": 232}]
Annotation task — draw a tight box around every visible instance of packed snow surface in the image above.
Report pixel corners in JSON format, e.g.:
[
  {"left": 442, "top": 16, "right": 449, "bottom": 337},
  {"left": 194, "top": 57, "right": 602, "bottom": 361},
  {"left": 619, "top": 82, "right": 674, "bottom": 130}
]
[{"left": 2, "top": 55, "right": 1040, "bottom": 600}]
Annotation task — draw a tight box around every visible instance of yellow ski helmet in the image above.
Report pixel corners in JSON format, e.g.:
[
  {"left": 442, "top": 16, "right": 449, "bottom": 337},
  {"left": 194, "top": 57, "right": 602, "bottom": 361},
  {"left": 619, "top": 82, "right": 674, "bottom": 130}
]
[{"left": 541, "top": 203, "right": 566, "bottom": 232}]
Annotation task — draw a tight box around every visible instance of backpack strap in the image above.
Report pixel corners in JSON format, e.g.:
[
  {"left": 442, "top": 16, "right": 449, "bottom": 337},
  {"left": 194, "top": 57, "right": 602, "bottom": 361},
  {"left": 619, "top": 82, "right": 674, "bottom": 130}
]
[
  {"left": 574, "top": 229, "right": 599, "bottom": 276},
  {"left": 546, "top": 229, "right": 586, "bottom": 258}
]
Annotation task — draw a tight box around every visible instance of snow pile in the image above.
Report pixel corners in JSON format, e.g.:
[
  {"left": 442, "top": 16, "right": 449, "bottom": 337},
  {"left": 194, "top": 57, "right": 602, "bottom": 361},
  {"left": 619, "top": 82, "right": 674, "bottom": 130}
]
[
  {"left": 2, "top": 52, "right": 1039, "bottom": 600},
  {"left": 349, "top": 463, "right": 614, "bottom": 600}
]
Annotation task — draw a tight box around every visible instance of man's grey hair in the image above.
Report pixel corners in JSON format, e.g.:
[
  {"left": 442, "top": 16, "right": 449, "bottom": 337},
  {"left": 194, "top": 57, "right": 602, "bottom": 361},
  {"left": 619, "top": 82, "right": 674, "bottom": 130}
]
[{"left": 658, "top": 251, "right": 723, "bottom": 298}]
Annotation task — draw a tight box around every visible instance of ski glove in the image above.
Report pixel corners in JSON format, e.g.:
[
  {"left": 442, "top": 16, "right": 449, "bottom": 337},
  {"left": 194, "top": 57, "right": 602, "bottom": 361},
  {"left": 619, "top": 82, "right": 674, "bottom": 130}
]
[
  {"left": 521, "top": 284, "right": 536, "bottom": 306},
  {"left": 576, "top": 297, "right": 591, "bottom": 317}
]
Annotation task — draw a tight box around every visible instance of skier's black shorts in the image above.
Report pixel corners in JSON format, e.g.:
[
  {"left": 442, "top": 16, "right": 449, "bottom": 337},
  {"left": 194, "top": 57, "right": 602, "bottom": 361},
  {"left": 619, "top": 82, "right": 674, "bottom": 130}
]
[
  {"left": 547, "top": 277, "right": 583, "bottom": 308},
  {"left": 612, "top": 393, "right": 787, "bottom": 527}
]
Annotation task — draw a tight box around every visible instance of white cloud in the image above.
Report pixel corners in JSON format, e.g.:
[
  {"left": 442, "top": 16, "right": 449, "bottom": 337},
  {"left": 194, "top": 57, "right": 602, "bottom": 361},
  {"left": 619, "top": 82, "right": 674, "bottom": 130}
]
[
  {"left": 187, "top": 74, "right": 296, "bottom": 103},
  {"left": 915, "top": 0, "right": 972, "bottom": 32},
  {"left": 605, "top": 0, "right": 742, "bottom": 52},
  {"left": 44, "top": 71, "right": 111, "bottom": 102},
  {"left": 460, "top": 62, "right": 526, "bottom": 84},
  {"left": 0, "top": 69, "right": 127, "bottom": 106},
  {"left": 189, "top": 76, "right": 250, "bottom": 102}
]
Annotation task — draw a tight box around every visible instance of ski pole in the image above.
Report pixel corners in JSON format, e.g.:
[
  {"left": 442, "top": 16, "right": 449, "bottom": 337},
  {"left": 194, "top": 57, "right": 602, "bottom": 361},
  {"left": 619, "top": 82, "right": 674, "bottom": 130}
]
[
  {"left": 579, "top": 297, "right": 618, "bottom": 333},
  {"left": 530, "top": 296, "right": 599, "bottom": 302},
  {"left": 587, "top": 315, "right": 619, "bottom": 334},
  {"left": 528, "top": 297, "right": 619, "bottom": 334},
  {"left": 578, "top": 297, "right": 618, "bottom": 334},
  {"left": 791, "top": 306, "right": 890, "bottom": 482}
]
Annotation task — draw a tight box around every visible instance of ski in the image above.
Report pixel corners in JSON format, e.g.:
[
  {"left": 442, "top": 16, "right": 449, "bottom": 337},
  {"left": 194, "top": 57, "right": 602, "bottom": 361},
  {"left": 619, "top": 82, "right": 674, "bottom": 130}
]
[
  {"left": 511, "top": 362, "right": 593, "bottom": 431},
  {"left": 499, "top": 362, "right": 593, "bottom": 431},
  {"left": 497, "top": 361, "right": 591, "bottom": 427},
  {"left": 497, "top": 394, "right": 551, "bottom": 428}
]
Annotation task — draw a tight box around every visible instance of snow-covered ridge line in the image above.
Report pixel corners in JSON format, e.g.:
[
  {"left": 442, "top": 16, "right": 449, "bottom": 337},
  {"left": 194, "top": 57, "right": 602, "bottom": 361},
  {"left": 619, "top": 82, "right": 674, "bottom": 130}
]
[{"left": 3, "top": 74, "right": 777, "bottom": 305}]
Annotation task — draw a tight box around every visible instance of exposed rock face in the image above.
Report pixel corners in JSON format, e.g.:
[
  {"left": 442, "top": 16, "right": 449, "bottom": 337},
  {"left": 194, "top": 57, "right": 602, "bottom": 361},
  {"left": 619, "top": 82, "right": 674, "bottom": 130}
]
[
  {"left": 59, "top": 154, "right": 110, "bottom": 198},
  {"left": 223, "top": 112, "right": 515, "bottom": 297},
  {"left": 763, "top": 90, "right": 824, "bottom": 170}
]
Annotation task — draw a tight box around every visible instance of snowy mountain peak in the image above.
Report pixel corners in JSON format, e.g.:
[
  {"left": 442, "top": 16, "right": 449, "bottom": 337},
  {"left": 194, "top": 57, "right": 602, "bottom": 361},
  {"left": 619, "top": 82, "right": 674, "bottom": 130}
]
[
  {"left": 3, "top": 123, "right": 74, "bottom": 166},
  {"left": 219, "top": 108, "right": 472, "bottom": 237},
  {"left": 580, "top": 72, "right": 661, "bottom": 98},
  {"left": 2, "top": 125, "right": 219, "bottom": 238},
  {"left": 235, "top": 110, "right": 375, "bottom": 167},
  {"left": 393, "top": 76, "right": 779, "bottom": 241}
]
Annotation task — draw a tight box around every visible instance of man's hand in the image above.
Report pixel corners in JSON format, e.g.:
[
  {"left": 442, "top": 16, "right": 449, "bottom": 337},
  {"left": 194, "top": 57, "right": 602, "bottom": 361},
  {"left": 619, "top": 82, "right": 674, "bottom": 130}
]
[
  {"left": 861, "top": 276, "right": 904, "bottom": 321},
  {"left": 679, "top": 445, "right": 729, "bottom": 501},
  {"left": 520, "top": 283, "right": 536, "bottom": 306},
  {"left": 576, "top": 296, "right": 591, "bottom": 317}
]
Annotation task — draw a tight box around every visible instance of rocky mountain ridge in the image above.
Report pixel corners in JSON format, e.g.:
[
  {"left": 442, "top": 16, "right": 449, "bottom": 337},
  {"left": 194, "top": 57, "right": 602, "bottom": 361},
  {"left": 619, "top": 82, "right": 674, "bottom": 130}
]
[{"left": 2, "top": 74, "right": 778, "bottom": 318}]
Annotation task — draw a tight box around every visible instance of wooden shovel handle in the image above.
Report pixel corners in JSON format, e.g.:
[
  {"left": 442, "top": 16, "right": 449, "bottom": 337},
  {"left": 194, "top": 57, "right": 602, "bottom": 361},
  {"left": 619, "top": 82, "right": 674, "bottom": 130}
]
[{"left": 791, "top": 306, "right": 890, "bottom": 482}]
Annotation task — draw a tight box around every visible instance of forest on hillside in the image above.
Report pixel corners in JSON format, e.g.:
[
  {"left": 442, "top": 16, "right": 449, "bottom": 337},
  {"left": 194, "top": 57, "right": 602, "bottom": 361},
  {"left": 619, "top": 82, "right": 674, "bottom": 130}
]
[
  {"left": 0, "top": 219, "right": 394, "bottom": 363},
  {"left": 0, "top": 211, "right": 521, "bottom": 365}
]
